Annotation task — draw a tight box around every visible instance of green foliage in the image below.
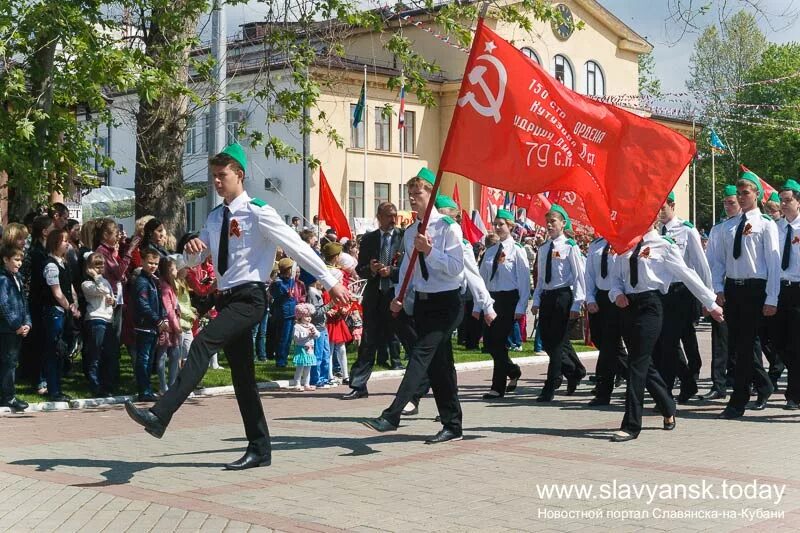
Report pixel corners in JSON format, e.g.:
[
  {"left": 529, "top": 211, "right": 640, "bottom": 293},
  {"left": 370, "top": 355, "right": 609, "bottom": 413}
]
[{"left": 638, "top": 52, "right": 661, "bottom": 97}]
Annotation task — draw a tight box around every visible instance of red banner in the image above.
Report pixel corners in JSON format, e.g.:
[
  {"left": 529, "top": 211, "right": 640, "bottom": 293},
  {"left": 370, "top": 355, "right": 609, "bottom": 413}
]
[
  {"left": 318, "top": 168, "right": 352, "bottom": 240},
  {"left": 439, "top": 21, "right": 695, "bottom": 252}
]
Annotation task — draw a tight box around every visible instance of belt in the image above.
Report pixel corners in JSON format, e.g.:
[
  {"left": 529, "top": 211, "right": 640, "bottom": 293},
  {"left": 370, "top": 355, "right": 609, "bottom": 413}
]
[
  {"left": 669, "top": 282, "right": 686, "bottom": 290},
  {"left": 416, "top": 288, "right": 460, "bottom": 301},
  {"left": 726, "top": 278, "right": 766, "bottom": 287},
  {"left": 542, "top": 286, "right": 572, "bottom": 295},
  {"left": 218, "top": 281, "right": 266, "bottom": 298},
  {"left": 490, "top": 289, "right": 519, "bottom": 297},
  {"left": 625, "top": 290, "right": 660, "bottom": 301},
  {"left": 781, "top": 280, "right": 800, "bottom": 288}
]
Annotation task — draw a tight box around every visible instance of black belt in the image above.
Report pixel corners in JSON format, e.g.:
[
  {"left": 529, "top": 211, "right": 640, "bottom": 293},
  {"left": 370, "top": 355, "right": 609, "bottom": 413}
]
[
  {"left": 416, "top": 288, "right": 460, "bottom": 301},
  {"left": 726, "top": 278, "right": 766, "bottom": 287},
  {"left": 669, "top": 282, "right": 686, "bottom": 290},
  {"left": 781, "top": 280, "right": 800, "bottom": 288},
  {"left": 542, "top": 286, "right": 572, "bottom": 295},
  {"left": 218, "top": 281, "right": 266, "bottom": 298},
  {"left": 625, "top": 290, "right": 660, "bottom": 301},
  {"left": 490, "top": 290, "right": 519, "bottom": 297}
]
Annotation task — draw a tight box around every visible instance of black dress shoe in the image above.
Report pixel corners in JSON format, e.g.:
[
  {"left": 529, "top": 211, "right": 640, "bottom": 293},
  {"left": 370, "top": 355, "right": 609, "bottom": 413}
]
[
  {"left": 610, "top": 431, "right": 637, "bottom": 442},
  {"left": 124, "top": 400, "right": 166, "bottom": 438},
  {"left": 784, "top": 399, "right": 800, "bottom": 410},
  {"left": 341, "top": 389, "right": 368, "bottom": 400},
  {"left": 566, "top": 376, "right": 581, "bottom": 395},
  {"left": 506, "top": 376, "right": 520, "bottom": 393},
  {"left": 536, "top": 391, "right": 554, "bottom": 403},
  {"left": 700, "top": 389, "right": 726, "bottom": 401},
  {"left": 587, "top": 397, "right": 610, "bottom": 407},
  {"left": 482, "top": 391, "right": 502, "bottom": 400},
  {"left": 49, "top": 394, "right": 72, "bottom": 403},
  {"left": 138, "top": 393, "right": 158, "bottom": 402},
  {"left": 224, "top": 450, "right": 271, "bottom": 470},
  {"left": 401, "top": 404, "right": 419, "bottom": 416},
  {"left": 663, "top": 417, "right": 676, "bottom": 430},
  {"left": 718, "top": 407, "right": 744, "bottom": 419},
  {"left": 391, "top": 364, "right": 405, "bottom": 370},
  {"left": 3, "top": 398, "right": 29, "bottom": 411},
  {"left": 361, "top": 417, "right": 397, "bottom": 432},
  {"left": 750, "top": 398, "right": 768, "bottom": 411},
  {"left": 425, "top": 428, "right": 463, "bottom": 444}
]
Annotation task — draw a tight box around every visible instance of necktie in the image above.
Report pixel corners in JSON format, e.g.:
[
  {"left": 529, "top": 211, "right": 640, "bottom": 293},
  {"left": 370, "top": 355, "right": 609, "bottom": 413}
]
[
  {"left": 380, "top": 232, "right": 391, "bottom": 290},
  {"left": 218, "top": 206, "right": 230, "bottom": 276},
  {"left": 733, "top": 213, "right": 747, "bottom": 259},
  {"left": 661, "top": 225, "right": 667, "bottom": 236},
  {"left": 600, "top": 243, "right": 610, "bottom": 279},
  {"left": 783, "top": 225, "right": 793, "bottom": 271},
  {"left": 545, "top": 241, "right": 554, "bottom": 284},
  {"left": 630, "top": 240, "right": 643, "bottom": 288},
  {"left": 490, "top": 243, "right": 504, "bottom": 280}
]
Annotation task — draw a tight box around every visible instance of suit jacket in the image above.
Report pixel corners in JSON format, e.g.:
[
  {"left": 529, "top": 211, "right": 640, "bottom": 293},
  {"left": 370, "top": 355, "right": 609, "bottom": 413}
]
[{"left": 356, "top": 227, "right": 404, "bottom": 314}]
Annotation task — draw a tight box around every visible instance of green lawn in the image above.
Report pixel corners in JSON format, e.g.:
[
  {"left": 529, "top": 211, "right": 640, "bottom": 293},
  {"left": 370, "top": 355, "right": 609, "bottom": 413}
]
[{"left": 14, "top": 340, "right": 594, "bottom": 404}]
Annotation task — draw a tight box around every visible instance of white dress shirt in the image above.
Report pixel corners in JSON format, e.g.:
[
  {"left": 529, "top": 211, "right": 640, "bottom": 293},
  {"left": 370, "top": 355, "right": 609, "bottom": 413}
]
[
  {"left": 462, "top": 240, "right": 495, "bottom": 315},
  {"left": 660, "top": 216, "right": 712, "bottom": 288},
  {"left": 584, "top": 237, "right": 616, "bottom": 304},
  {"left": 777, "top": 215, "right": 800, "bottom": 282},
  {"left": 396, "top": 208, "right": 465, "bottom": 295},
  {"left": 609, "top": 230, "right": 720, "bottom": 311},
  {"left": 479, "top": 236, "right": 531, "bottom": 315},
  {"left": 708, "top": 208, "right": 781, "bottom": 306},
  {"left": 187, "top": 191, "right": 338, "bottom": 291},
  {"left": 532, "top": 234, "right": 585, "bottom": 313}
]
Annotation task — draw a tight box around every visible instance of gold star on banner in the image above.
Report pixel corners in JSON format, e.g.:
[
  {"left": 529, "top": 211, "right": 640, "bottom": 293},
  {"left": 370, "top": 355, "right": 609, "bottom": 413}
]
[{"left": 484, "top": 41, "right": 497, "bottom": 54}]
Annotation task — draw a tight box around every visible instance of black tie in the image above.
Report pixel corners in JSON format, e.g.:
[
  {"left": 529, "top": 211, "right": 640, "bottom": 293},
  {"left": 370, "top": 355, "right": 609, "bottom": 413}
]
[
  {"left": 661, "top": 225, "right": 667, "bottom": 236},
  {"left": 380, "top": 233, "right": 391, "bottom": 290},
  {"left": 733, "top": 213, "right": 747, "bottom": 259},
  {"left": 490, "top": 244, "right": 504, "bottom": 280},
  {"left": 218, "top": 206, "right": 230, "bottom": 276},
  {"left": 600, "top": 243, "right": 610, "bottom": 278},
  {"left": 630, "top": 240, "right": 643, "bottom": 288},
  {"left": 783, "top": 225, "right": 793, "bottom": 271},
  {"left": 545, "top": 241, "right": 554, "bottom": 284},
  {"left": 418, "top": 252, "right": 429, "bottom": 281}
]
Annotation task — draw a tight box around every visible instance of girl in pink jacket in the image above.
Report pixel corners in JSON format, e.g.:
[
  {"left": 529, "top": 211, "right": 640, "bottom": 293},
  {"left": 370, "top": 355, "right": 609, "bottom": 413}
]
[{"left": 156, "top": 257, "right": 181, "bottom": 394}]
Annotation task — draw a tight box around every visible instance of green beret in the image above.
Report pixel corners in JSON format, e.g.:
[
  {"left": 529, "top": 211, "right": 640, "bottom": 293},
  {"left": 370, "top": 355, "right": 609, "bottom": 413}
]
[
  {"left": 322, "top": 242, "right": 343, "bottom": 259},
  {"left": 768, "top": 191, "right": 780, "bottom": 203},
  {"left": 548, "top": 204, "right": 573, "bottom": 232},
  {"left": 739, "top": 170, "right": 763, "bottom": 200},
  {"left": 782, "top": 179, "right": 800, "bottom": 194},
  {"left": 723, "top": 184, "right": 737, "bottom": 197},
  {"left": 220, "top": 142, "right": 247, "bottom": 174},
  {"left": 434, "top": 194, "right": 458, "bottom": 210},
  {"left": 495, "top": 208, "right": 515, "bottom": 222},
  {"left": 667, "top": 191, "right": 675, "bottom": 202},
  {"left": 416, "top": 167, "right": 436, "bottom": 185}
]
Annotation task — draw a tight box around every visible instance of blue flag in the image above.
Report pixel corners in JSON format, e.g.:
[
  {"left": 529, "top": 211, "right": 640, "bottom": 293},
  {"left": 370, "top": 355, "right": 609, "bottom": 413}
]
[{"left": 710, "top": 129, "right": 727, "bottom": 152}]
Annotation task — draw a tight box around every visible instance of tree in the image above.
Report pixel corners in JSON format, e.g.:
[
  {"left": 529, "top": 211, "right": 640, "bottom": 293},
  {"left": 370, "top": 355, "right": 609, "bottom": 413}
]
[{"left": 638, "top": 52, "right": 661, "bottom": 98}]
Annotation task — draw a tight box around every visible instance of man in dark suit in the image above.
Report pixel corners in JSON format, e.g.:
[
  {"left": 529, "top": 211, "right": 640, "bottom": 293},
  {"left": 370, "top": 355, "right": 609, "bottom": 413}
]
[{"left": 343, "top": 202, "right": 405, "bottom": 399}]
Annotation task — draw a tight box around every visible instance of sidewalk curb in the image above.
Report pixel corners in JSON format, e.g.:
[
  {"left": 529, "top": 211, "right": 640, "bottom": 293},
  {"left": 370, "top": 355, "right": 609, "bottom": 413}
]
[{"left": 0, "top": 350, "right": 598, "bottom": 416}]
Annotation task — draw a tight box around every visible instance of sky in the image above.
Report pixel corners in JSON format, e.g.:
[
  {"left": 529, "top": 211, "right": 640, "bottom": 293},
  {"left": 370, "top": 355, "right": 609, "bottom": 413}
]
[{"left": 207, "top": 0, "right": 800, "bottom": 96}]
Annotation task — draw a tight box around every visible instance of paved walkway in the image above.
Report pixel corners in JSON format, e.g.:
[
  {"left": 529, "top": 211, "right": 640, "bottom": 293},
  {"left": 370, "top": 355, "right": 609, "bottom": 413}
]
[{"left": 1, "top": 325, "right": 798, "bottom": 532}]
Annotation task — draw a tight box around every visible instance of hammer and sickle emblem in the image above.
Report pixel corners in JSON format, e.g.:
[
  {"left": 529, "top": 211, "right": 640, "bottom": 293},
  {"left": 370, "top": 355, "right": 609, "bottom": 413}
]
[
  {"left": 562, "top": 191, "right": 577, "bottom": 205},
  {"left": 457, "top": 54, "right": 507, "bottom": 123}
]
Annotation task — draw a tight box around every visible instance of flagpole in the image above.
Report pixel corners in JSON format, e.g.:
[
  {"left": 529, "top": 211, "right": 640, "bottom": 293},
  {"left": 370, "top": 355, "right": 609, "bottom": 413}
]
[
  {"left": 711, "top": 147, "right": 716, "bottom": 224},
  {"left": 692, "top": 118, "right": 696, "bottom": 225},
  {"left": 363, "top": 65, "right": 368, "bottom": 194},
  {"left": 400, "top": 71, "right": 405, "bottom": 194}
]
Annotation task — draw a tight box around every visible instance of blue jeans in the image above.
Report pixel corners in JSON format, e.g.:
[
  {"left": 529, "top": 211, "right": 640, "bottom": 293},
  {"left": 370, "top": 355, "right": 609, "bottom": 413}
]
[
  {"left": 43, "top": 306, "right": 66, "bottom": 398},
  {"left": 507, "top": 320, "right": 522, "bottom": 348},
  {"left": 310, "top": 329, "right": 331, "bottom": 386},
  {"left": 534, "top": 323, "right": 543, "bottom": 352},
  {"left": 84, "top": 319, "right": 117, "bottom": 395},
  {"left": 253, "top": 308, "right": 269, "bottom": 360},
  {"left": 0, "top": 332, "right": 22, "bottom": 403},
  {"left": 276, "top": 316, "right": 295, "bottom": 367},
  {"left": 156, "top": 345, "right": 180, "bottom": 393},
  {"left": 135, "top": 330, "right": 158, "bottom": 395}
]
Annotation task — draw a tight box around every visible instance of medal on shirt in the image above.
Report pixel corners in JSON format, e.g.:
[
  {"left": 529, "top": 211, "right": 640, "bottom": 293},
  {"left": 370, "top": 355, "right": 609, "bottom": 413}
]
[
  {"left": 639, "top": 246, "right": 651, "bottom": 259},
  {"left": 742, "top": 223, "right": 753, "bottom": 236},
  {"left": 229, "top": 218, "right": 241, "bottom": 238},
  {"left": 498, "top": 250, "right": 507, "bottom": 263},
  {"left": 551, "top": 249, "right": 561, "bottom": 259},
  {"left": 793, "top": 236, "right": 800, "bottom": 245}
]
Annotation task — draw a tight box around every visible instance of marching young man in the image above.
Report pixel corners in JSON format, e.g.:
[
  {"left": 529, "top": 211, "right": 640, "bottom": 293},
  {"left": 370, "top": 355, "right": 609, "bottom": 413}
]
[
  {"left": 531, "top": 205, "right": 586, "bottom": 402},
  {"left": 710, "top": 170, "right": 780, "bottom": 419},
  {"left": 125, "top": 143, "right": 349, "bottom": 470},
  {"left": 479, "top": 208, "right": 530, "bottom": 399},
  {"left": 362, "top": 169, "right": 466, "bottom": 443},
  {"left": 609, "top": 222, "right": 723, "bottom": 442}
]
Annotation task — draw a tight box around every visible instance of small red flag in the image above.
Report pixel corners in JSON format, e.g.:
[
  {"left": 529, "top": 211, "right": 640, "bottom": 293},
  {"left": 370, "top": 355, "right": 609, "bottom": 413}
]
[
  {"left": 318, "top": 168, "right": 352, "bottom": 240},
  {"left": 523, "top": 193, "right": 551, "bottom": 226},
  {"left": 460, "top": 209, "right": 484, "bottom": 244},
  {"left": 453, "top": 183, "right": 462, "bottom": 207},
  {"left": 439, "top": 21, "right": 695, "bottom": 252},
  {"left": 741, "top": 164, "right": 777, "bottom": 200}
]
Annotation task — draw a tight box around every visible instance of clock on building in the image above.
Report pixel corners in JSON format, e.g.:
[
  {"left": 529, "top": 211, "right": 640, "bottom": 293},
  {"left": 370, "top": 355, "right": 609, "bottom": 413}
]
[{"left": 551, "top": 4, "right": 574, "bottom": 41}]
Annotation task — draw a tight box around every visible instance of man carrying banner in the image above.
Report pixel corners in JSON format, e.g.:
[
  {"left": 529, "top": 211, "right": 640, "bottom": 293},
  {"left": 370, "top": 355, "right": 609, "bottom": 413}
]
[
  {"left": 479, "top": 208, "right": 530, "bottom": 399},
  {"left": 532, "top": 205, "right": 586, "bottom": 402},
  {"left": 362, "top": 169, "right": 466, "bottom": 444},
  {"left": 609, "top": 222, "right": 723, "bottom": 441},
  {"left": 711, "top": 170, "right": 780, "bottom": 420},
  {"left": 656, "top": 191, "right": 713, "bottom": 403}
]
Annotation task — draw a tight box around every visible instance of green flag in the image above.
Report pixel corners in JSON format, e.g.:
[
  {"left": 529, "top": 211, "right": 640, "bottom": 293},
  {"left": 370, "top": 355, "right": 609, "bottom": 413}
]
[{"left": 352, "top": 84, "right": 365, "bottom": 128}]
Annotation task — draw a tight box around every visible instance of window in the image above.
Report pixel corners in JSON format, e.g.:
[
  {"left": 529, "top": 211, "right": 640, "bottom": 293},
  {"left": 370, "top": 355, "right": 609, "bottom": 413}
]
[
  {"left": 226, "top": 109, "right": 242, "bottom": 144},
  {"left": 349, "top": 181, "right": 364, "bottom": 219},
  {"left": 520, "top": 47, "right": 541, "bottom": 65},
  {"left": 553, "top": 54, "right": 574, "bottom": 90},
  {"left": 185, "top": 116, "right": 198, "bottom": 155},
  {"left": 374, "top": 182, "right": 390, "bottom": 212},
  {"left": 186, "top": 199, "right": 197, "bottom": 232},
  {"left": 350, "top": 104, "right": 365, "bottom": 149},
  {"left": 375, "top": 106, "right": 391, "bottom": 151},
  {"left": 585, "top": 61, "right": 605, "bottom": 96},
  {"left": 398, "top": 184, "right": 409, "bottom": 210},
  {"left": 401, "top": 110, "right": 416, "bottom": 153}
]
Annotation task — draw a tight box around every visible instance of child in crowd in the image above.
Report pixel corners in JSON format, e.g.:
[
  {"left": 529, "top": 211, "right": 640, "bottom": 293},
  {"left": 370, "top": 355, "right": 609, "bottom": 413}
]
[
  {"left": 307, "top": 279, "right": 332, "bottom": 388},
  {"left": 0, "top": 245, "right": 31, "bottom": 411},
  {"left": 292, "top": 303, "right": 320, "bottom": 391},
  {"left": 81, "top": 252, "right": 117, "bottom": 397},
  {"left": 175, "top": 261, "right": 197, "bottom": 369},
  {"left": 322, "top": 242, "right": 352, "bottom": 385},
  {"left": 156, "top": 257, "right": 181, "bottom": 394},
  {"left": 270, "top": 258, "right": 299, "bottom": 368},
  {"left": 133, "top": 248, "right": 167, "bottom": 402}
]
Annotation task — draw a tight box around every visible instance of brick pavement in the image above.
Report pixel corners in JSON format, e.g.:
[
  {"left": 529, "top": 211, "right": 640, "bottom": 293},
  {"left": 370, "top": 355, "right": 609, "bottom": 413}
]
[{"left": 1, "top": 324, "right": 799, "bottom": 532}]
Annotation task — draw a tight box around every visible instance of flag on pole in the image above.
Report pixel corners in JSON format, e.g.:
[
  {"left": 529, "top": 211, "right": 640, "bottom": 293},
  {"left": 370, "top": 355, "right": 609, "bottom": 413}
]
[
  {"left": 741, "top": 164, "right": 776, "bottom": 200},
  {"left": 452, "top": 183, "right": 461, "bottom": 207},
  {"left": 471, "top": 209, "right": 488, "bottom": 235},
  {"left": 461, "top": 209, "right": 484, "bottom": 244},
  {"left": 318, "top": 167, "right": 352, "bottom": 240},
  {"left": 709, "top": 129, "right": 727, "bottom": 153},
  {"left": 503, "top": 191, "right": 512, "bottom": 210},
  {"left": 398, "top": 83, "right": 406, "bottom": 129},
  {"left": 352, "top": 84, "right": 366, "bottom": 128}
]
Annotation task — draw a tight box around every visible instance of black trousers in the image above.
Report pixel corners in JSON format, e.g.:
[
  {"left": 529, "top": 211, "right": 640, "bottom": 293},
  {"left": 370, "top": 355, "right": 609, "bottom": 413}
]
[
  {"left": 382, "top": 289, "right": 463, "bottom": 432},
  {"left": 620, "top": 291, "right": 676, "bottom": 436},
  {"left": 589, "top": 290, "right": 626, "bottom": 399},
  {"left": 769, "top": 284, "right": 800, "bottom": 402},
  {"left": 486, "top": 290, "right": 522, "bottom": 394},
  {"left": 460, "top": 299, "right": 482, "bottom": 349},
  {"left": 725, "top": 280, "right": 773, "bottom": 412},
  {"left": 348, "top": 289, "right": 403, "bottom": 392},
  {"left": 759, "top": 318, "right": 784, "bottom": 386},
  {"left": 654, "top": 283, "right": 698, "bottom": 396},
  {"left": 151, "top": 284, "right": 271, "bottom": 455},
  {"left": 710, "top": 319, "right": 735, "bottom": 392},
  {"left": 540, "top": 288, "right": 582, "bottom": 390}
]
